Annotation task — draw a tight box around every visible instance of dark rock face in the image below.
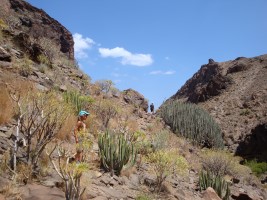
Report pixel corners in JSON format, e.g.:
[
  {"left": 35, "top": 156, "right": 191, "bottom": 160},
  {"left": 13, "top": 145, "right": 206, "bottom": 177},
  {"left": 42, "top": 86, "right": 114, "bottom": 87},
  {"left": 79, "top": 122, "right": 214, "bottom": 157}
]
[
  {"left": 4, "top": 0, "right": 74, "bottom": 59},
  {"left": 236, "top": 123, "right": 267, "bottom": 162},
  {"left": 172, "top": 62, "right": 232, "bottom": 103},
  {"left": 227, "top": 61, "right": 249, "bottom": 74},
  {"left": 13, "top": 32, "right": 43, "bottom": 62}
]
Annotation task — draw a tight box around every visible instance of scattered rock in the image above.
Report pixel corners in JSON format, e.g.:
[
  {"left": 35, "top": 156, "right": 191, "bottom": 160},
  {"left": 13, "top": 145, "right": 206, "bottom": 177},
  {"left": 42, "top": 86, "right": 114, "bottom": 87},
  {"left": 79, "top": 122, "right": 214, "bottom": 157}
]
[
  {"left": 202, "top": 187, "right": 222, "bottom": 200},
  {"left": 19, "top": 184, "right": 65, "bottom": 200}
]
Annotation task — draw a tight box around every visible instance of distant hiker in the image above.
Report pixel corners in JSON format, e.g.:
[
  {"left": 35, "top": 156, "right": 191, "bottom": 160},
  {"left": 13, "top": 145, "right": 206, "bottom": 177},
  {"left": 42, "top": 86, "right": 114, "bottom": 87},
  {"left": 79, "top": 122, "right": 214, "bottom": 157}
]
[
  {"left": 150, "top": 103, "right": 154, "bottom": 114},
  {"left": 73, "top": 110, "right": 89, "bottom": 162}
]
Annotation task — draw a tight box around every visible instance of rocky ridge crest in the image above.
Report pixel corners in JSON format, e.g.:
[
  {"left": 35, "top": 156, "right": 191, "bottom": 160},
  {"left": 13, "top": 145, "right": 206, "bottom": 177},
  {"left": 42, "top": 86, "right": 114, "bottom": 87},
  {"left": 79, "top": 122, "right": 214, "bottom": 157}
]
[{"left": 167, "top": 55, "right": 267, "bottom": 161}]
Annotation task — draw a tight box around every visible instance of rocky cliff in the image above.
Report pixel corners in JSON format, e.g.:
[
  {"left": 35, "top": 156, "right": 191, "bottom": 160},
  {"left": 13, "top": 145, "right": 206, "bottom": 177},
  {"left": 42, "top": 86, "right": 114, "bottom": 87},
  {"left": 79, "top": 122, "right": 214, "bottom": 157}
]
[
  {"left": 1, "top": 0, "right": 74, "bottom": 60},
  {"left": 165, "top": 55, "right": 267, "bottom": 161}
]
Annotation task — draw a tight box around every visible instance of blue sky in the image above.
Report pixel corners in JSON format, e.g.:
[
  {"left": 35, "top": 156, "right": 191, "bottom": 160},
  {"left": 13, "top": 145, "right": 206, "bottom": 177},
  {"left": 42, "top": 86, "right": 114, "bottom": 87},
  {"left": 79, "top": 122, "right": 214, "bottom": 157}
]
[{"left": 27, "top": 0, "right": 267, "bottom": 109}]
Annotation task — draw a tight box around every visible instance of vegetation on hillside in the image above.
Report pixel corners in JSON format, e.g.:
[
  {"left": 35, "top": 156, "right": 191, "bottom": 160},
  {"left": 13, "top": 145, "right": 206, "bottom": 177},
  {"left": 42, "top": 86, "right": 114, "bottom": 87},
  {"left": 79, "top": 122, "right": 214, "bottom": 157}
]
[{"left": 159, "top": 101, "right": 224, "bottom": 148}]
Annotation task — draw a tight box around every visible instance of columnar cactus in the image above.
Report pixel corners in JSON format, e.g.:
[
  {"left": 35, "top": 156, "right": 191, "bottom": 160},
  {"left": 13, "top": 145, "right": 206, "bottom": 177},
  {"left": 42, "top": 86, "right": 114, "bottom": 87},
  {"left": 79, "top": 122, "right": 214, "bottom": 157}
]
[
  {"left": 98, "top": 131, "right": 137, "bottom": 176},
  {"left": 63, "top": 91, "right": 94, "bottom": 114},
  {"left": 159, "top": 101, "right": 224, "bottom": 148}
]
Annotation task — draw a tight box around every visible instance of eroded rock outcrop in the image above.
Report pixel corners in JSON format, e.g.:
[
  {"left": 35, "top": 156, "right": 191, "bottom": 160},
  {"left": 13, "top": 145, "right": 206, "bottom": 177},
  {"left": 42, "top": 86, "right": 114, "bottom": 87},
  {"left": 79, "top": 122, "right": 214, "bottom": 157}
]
[{"left": 165, "top": 55, "right": 267, "bottom": 160}]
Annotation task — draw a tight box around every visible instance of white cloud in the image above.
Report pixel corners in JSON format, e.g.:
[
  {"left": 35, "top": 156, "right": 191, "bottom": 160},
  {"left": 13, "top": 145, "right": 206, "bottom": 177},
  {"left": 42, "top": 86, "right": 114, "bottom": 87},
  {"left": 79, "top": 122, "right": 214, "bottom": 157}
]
[
  {"left": 150, "top": 70, "right": 162, "bottom": 75},
  {"left": 99, "top": 47, "right": 153, "bottom": 67},
  {"left": 164, "top": 70, "right": 176, "bottom": 75},
  {"left": 73, "top": 33, "right": 95, "bottom": 59},
  {"left": 149, "top": 70, "right": 176, "bottom": 75}
]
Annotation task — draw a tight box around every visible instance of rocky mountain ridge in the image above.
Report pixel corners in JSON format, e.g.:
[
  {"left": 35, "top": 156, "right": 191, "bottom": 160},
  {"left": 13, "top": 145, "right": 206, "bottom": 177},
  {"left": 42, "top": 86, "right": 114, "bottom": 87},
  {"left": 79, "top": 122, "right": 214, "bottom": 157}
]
[{"left": 166, "top": 55, "right": 267, "bottom": 161}]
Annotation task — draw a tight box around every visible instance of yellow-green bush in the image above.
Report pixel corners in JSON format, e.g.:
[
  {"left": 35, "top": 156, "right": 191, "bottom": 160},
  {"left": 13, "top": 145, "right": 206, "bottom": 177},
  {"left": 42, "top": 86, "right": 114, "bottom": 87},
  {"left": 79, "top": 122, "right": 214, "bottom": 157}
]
[
  {"left": 244, "top": 159, "right": 267, "bottom": 177},
  {"left": 136, "top": 194, "right": 152, "bottom": 200},
  {"left": 0, "top": 18, "right": 7, "bottom": 29},
  {"left": 37, "top": 54, "right": 50, "bottom": 65},
  {"left": 146, "top": 149, "right": 188, "bottom": 192},
  {"left": 151, "top": 130, "right": 170, "bottom": 151}
]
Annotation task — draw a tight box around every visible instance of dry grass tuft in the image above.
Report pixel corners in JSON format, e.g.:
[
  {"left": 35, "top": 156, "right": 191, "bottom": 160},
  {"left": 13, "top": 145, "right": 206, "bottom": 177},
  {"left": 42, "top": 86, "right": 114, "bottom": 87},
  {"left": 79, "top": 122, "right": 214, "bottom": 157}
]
[
  {"left": 1, "top": 182, "right": 22, "bottom": 199},
  {"left": 56, "top": 114, "right": 77, "bottom": 141},
  {"left": 0, "top": 85, "right": 15, "bottom": 125},
  {"left": 16, "top": 162, "right": 33, "bottom": 185}
]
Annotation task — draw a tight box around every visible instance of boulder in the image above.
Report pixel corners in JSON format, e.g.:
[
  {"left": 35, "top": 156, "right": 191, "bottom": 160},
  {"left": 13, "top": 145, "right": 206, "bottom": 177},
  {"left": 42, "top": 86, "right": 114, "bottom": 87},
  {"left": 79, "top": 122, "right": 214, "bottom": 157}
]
[
  {"left": 123, "top": 89, "right": 148, "bottom": 112},
  {"left": 202, "top": 187, "right": 222, "bottom": 200}
]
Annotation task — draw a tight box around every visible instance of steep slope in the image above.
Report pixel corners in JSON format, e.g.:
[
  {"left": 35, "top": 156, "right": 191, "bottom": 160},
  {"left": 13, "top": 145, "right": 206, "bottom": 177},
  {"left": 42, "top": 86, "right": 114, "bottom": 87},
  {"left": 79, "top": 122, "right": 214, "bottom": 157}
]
[{"left": 164, "top": 55, "right": 267, "bottom": 161}]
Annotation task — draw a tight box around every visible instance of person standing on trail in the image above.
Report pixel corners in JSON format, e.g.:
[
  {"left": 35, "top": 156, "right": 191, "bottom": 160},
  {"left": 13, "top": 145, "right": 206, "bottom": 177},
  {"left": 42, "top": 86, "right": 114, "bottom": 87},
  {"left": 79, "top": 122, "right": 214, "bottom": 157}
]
[
  {"left": 73, "top": 110, "right": 89, "bottom": 162},
  {"left": 150, "top": 103, "right": 154, "bottom": 114}
]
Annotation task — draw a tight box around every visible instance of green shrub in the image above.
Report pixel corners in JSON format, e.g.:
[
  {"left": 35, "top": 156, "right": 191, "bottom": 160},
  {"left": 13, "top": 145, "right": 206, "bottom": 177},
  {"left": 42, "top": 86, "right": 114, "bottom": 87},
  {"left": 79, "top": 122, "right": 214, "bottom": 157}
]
[
  {"left": 95, "top": 99, "right": 118, "bottom": 129},
  {"left": 159, "top": 101, "right": 224, "bottom": 148},
  {"left": 136, "top": 140, "right": 153, "bottom": 155},
  {"left": 19, "top": 58, "right": 34, "bottom": 77},
  {"left": 240, "top": 109, "right": 250, "bottom": 116},
  {"left": 199, "top": 170, "right": 230, "bottom": 200},
  {"left": 135, "top": 194, "right": 152, "bottom": 200},
  {"left": 0, "top": 19, "right": 7, "bottom": 29},
  {"left": 244, "top": 159, "right": 267, "bottom": 176},
  {"left": 151, "top": 130, "right": 169, "bottom": 151},
  {"left": 98, "top": 131, "right": 137, "bottom": 176},
  {"left": 37, "top": 54, "right": 50, "bottom": 66},
  {"left": 146, "top": 149, "right": 188, "bottom": 192}
]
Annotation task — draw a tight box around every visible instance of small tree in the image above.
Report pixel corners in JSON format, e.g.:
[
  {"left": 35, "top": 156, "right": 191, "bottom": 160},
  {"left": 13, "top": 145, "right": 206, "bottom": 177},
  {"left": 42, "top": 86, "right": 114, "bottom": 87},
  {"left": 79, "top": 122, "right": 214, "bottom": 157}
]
[
  {"left": 95, "top": 79, "right": 114, "bottom": 94},
  {"left": 8, "top": 88, "right": 72, "bottom": 173},
  {"left": 95, "top": 99, "right": 118, "bottom": 129}
]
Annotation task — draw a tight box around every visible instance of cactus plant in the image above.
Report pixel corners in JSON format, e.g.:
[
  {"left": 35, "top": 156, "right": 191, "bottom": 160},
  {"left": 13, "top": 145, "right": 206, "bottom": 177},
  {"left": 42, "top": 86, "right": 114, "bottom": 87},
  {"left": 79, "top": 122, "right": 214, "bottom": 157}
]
[
  {"left": 98, "top": 131, "right": 137, "bottom": 176},
  {"left": 159, "top": 101, "right": 224, "bottom": 149},
  {"left": 199, "top": 170, "right": 230, "bottom": 200},
  {"left": 63, "top": 91, "right": 94, "bottom": 114}
]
